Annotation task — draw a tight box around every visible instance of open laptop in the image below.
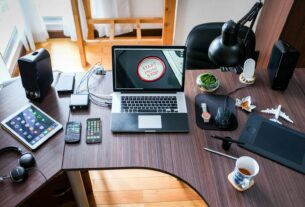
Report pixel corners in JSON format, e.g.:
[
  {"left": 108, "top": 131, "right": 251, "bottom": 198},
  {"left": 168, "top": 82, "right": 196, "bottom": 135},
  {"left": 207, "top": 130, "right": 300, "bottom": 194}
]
[{"left": 111, "top": 45, "right": 189, "bottom": 132}]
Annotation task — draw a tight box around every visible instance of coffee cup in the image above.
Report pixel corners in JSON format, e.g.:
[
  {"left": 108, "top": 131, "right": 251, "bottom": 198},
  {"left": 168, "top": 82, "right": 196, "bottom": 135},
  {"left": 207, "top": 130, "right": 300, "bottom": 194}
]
[{"left": 232, "top": 156, "right": 259, "bottom": 190}]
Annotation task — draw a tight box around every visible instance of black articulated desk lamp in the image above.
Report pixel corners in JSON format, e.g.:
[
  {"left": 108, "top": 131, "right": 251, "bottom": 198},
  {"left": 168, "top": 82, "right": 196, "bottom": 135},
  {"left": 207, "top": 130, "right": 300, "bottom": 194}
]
[
  {"left": 200, "top": 1, "right": 263, "bottom": 130},
  {"left": 208, "top": 1, "right": 263, "bottom": 73}
]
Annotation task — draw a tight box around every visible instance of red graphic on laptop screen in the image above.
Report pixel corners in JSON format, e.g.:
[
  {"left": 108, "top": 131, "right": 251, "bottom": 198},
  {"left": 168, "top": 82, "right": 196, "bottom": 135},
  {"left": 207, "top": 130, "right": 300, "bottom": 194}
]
[{"left": 137, "top": 56, "right": 166, "bottom": 82}]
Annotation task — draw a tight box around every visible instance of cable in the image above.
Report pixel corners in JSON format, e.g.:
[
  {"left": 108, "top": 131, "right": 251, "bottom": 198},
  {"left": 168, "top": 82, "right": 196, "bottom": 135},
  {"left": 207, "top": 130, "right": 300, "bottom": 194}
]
[
  {"left": 74, "top": 62, "right": 112, "bottom": 108},
  {"left": 86, "top": 68, "right": 112, "bottom": 107},
  {"left": 31, "top": 167, "right": 47, "bottom": 181},
  {"left": 75, "top": 64, "right": 97, "bottom": 94},
  {"left": 53, "top": 71, "right": 63, "bottom": 87},
  {"left": 226, "top": 84, "right": 250, "bottom": 96}
]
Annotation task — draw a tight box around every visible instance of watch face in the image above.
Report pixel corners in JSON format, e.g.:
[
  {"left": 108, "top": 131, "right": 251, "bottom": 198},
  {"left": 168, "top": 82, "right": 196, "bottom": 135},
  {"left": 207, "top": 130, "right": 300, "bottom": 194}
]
[{"left": 137, "top": 56, "right": 166, "bottom": 82}]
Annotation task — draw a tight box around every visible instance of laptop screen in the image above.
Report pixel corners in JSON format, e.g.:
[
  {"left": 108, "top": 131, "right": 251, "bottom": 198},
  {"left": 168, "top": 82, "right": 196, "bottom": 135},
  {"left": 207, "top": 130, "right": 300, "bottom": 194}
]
[{"left": 112, "top": 46, "right": 186, "bottom": 92}]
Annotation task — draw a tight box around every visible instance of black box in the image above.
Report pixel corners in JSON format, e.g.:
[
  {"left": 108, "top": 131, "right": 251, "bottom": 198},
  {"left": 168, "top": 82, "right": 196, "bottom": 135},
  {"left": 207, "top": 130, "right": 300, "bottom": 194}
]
[
  {"left": 18, "top": 48, "right": 53, "bottom": 101},
  {"left": 267, "top": 40, "right": 299, "bottom": 91}
]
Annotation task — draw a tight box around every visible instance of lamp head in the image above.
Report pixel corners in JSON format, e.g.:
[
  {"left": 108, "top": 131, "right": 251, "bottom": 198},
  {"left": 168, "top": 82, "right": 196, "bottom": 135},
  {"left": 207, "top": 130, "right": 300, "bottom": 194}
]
[{"left": 208, "top": 20, "right": 245, "bottom": 67}]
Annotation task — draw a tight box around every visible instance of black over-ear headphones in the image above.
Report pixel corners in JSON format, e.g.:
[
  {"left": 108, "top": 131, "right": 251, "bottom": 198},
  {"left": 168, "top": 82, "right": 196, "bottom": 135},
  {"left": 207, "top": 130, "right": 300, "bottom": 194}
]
[{"left": 0, "top": 146, "right": 36, "bottom": 183}]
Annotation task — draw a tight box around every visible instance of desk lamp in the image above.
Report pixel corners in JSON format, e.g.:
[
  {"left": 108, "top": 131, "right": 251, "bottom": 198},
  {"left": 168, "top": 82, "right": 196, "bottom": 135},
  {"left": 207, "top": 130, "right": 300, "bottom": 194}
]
[{"left": 208, "top": 1, "right": 263, "bottom": 73}]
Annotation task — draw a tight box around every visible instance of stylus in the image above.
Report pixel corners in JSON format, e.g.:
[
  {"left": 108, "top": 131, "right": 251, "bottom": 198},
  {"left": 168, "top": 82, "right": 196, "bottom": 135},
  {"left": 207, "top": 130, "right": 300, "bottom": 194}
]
[
  {"left": 203, "top": 147, "right": 237, "bottom": 160},
  {"left": 211, "top": 136, "right": 245, "bottom": 145}
]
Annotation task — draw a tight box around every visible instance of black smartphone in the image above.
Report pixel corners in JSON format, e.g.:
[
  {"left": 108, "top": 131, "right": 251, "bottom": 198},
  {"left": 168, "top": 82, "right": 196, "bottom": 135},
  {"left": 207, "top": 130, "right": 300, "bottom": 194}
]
[
  {"left": 65, "top": 122, "right": 81, "bottom": 143},
  {"left": 86, "top": 118, "right": 102, "bottom": 144}
]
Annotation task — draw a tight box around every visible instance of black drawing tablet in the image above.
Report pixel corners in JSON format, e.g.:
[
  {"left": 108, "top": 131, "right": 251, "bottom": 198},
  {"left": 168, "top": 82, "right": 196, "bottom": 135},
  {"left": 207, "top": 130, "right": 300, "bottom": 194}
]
[{"left": 239, "top": 113, "right": 305, "bottom": 174}]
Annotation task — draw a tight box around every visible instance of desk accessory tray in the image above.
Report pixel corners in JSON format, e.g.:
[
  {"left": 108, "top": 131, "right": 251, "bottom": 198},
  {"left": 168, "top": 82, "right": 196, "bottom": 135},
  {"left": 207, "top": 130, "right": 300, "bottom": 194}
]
[
  {"left": 195, "top": 94, "right": 238, "bottom": 131},
  {"left": 238, "top": 113, "right": 305, "bottom": 174}
]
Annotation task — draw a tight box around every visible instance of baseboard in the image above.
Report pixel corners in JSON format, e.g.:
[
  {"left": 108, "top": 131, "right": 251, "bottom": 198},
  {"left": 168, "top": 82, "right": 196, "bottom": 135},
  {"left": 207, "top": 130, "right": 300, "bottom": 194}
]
[{"left": 48, "top": 30, "right": 67, "bottom": 39}]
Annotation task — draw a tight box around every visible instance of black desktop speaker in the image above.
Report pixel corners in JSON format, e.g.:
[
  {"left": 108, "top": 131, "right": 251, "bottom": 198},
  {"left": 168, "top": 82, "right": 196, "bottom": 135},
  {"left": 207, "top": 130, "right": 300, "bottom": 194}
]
[
  {"left": 267, "top": 40, "right": 299, "bottom": 91},
  {"left": 18, "top": 48, "right": 53, "bottom": 101}
]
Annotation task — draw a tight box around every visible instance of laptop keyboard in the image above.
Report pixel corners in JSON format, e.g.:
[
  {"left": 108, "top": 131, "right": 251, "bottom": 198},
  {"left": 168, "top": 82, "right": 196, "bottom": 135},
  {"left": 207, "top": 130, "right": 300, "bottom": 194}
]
[{"left": 121, "top": 96, "right": 178, "bottom": 113}]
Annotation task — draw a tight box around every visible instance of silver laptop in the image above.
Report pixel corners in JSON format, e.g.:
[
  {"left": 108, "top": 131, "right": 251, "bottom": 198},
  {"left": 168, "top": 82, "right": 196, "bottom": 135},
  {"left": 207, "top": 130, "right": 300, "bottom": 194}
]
[{"left": 111, "top": 45, "right": 189, "bottom": 132}]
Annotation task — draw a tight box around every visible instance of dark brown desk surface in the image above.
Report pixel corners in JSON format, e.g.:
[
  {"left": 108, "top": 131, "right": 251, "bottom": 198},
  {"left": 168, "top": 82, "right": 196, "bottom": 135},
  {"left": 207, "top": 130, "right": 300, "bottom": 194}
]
[
  {"left": 0, "top": 73, "right": 70, "bottom": 206},
  {"left": 64, "top": 69, "right": 305, "bottom": 207},
  {"left": 1, "top": 70, "right": 305, "bottom": 207}
]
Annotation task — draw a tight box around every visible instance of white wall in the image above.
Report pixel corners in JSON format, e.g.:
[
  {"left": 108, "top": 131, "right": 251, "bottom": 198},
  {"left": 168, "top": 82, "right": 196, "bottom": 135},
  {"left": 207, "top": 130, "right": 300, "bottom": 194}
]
[
  {"left": 130, "top": 0, "right": 163, "bottom": 17},
  {"left": 130, "top": 0, "right": 163, "bottom": 29},
  {"left": 35, "top": 0, "right": 70, "bottom": 17},
  {"left": 174, "top": 0, "right": 257, "bottom": 45},
  {"left": 35, "top": 0, "right": 258, "bottom": 44}
]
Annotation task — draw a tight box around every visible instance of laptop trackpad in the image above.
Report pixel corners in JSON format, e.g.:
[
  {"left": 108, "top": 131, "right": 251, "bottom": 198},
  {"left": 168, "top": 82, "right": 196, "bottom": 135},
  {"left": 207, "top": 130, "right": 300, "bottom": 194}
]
[{"left": 138, "top": 115, "right": 162, "bottom": 129}]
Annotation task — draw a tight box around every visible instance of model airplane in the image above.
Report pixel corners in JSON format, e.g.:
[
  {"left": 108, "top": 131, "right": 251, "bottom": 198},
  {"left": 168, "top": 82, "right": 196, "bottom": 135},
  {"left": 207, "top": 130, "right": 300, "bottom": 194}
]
[{"left": 261, "top": 105, "right": 293, "bottom": 124}]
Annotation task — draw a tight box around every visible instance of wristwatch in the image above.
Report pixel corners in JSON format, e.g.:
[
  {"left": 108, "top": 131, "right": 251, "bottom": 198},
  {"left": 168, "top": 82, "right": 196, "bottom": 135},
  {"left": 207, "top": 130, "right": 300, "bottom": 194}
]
[{"left": 201, "top": 103, "right": 211, "bottom": 123}]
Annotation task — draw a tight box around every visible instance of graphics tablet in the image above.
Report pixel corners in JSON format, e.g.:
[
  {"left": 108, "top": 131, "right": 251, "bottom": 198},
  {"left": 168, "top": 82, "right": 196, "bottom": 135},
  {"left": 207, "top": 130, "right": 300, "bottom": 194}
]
[
  {"left": 1, "top": 103, "right": 62, "bottom": 150},
  {"left": 239, "top": 113, "right": 305, "bottom": 174}
]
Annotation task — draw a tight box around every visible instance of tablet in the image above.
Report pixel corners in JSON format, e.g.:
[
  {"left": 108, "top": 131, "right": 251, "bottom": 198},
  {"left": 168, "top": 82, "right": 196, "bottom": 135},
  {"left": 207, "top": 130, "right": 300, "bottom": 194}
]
[
  {"left": 1, "top": 104, "right": 62, "bottom": 150},
  {"left": 239, "top": 113, "right": 305, "bottom": 174}
]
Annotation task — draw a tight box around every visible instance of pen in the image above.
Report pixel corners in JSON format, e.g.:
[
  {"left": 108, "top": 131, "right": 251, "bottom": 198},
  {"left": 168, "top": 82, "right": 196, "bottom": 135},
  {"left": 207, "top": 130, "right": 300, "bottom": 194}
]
[
  {"left": 203, "top": 147, "right": 237, "bottom": 160},
  {"left": 210, "top": 135, "right": 245, "bottom": 145}
]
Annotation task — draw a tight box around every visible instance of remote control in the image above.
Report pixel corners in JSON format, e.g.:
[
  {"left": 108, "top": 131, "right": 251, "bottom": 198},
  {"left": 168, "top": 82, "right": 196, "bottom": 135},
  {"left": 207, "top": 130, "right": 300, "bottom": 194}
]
[
  {"left": 65, "top": 122, "right": 81, "bottom": 143},
  {"left": 86, "top": 118, "right": 102, "bottom": 144}
]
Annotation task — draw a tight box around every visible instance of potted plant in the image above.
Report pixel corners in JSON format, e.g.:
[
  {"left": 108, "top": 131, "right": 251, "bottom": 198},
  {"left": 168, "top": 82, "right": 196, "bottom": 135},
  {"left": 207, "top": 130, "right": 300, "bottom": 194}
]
[{"left": 196, "top": 73, "right": 220, "bottom": 92}]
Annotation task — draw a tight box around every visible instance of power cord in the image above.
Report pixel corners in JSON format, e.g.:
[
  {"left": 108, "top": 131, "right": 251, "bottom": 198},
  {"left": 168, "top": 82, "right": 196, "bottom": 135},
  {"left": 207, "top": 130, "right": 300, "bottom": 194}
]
[
  {"left": 30, "top": 167, "right": 47, "bottom": 181},
  {"left": 226, "top": 84, "right": 250, "bottom": 96},
  {"left": 75, "top": 62, "right": 112, "bottom": 108},
  {"left": 53, "top": 70, "right": 64, "bottom": 87}
]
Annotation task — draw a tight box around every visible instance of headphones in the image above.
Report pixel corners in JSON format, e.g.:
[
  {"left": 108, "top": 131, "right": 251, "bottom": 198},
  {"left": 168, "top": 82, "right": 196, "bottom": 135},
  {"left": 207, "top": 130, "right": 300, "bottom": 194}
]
[{"left": 0, "top": 146, "right": 36, "bottom": 183}]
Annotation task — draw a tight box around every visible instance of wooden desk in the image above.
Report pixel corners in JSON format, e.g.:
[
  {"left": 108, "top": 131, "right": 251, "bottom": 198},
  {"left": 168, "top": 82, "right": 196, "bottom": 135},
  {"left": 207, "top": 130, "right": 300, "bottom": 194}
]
[
  {"left": 0, "top": 73, "right": 70, "bottom": 206},
  {"left": 64, "top": 69, "right": 305, "bottom": 207},
  {"left": 1, "top": 70, "right": 305, "bottom": 207}
]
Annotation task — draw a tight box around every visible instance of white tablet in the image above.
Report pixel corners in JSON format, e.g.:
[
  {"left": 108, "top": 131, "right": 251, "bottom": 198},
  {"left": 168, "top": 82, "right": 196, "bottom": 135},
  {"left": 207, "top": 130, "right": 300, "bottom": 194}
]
[{"left": 1, "top": 103, "right": 63, "bottom": 150}]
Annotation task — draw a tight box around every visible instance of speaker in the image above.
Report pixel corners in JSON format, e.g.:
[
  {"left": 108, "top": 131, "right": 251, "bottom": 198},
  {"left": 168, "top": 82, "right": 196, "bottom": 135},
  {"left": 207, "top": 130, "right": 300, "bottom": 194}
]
[
  {"left": 267, "top": 40, "right": 299, "bottom": 91},
  {"left": 18, "top": 48, "right": 53, "bottom": 101}
]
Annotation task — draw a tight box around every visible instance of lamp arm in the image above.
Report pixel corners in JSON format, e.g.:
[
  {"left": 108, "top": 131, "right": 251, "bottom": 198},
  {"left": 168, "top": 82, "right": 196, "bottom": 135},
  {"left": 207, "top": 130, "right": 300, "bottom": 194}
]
[
  {"left": 237, "top": 2, "right": 263, "bottom": 26},
  {"left": 241, "top": 7, "right": 260, "bottom": 45}
]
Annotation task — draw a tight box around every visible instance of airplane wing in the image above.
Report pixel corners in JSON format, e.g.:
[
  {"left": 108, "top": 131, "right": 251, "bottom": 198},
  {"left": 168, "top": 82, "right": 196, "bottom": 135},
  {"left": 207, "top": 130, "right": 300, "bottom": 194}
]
[
  {"left": 261, "top": 108, "right": 276, "bottom": 115},
  {"left": 270, "top": 118, "right": 282, "bottom": 125},
  {"left": 279, "top": 112, "right": 294, "bottom": 123}
]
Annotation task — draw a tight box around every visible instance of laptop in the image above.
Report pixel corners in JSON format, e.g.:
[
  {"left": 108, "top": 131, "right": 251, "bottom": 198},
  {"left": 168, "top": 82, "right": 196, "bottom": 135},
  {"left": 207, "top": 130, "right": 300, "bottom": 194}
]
[{"left": 111, "top": 45, "right": 189, "bottom": 132}]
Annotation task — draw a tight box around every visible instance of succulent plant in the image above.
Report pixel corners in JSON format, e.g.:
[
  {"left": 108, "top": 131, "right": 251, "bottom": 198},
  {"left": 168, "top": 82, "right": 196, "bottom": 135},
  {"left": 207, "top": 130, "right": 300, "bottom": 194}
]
[{"left": 197, "top": 73, "right": 219, "bottom": 91}]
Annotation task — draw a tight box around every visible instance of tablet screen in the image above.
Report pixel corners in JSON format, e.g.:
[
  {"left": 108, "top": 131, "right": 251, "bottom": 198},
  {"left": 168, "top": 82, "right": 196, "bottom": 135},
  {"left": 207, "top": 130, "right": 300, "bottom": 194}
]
[{"left": 1, "top": 104, "right": 62, "bottom": 150}]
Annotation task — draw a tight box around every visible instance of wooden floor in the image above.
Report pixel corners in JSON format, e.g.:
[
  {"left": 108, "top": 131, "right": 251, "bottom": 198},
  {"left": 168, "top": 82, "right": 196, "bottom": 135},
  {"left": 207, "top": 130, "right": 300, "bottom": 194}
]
[
  {"left": 36, "top": 38, "right": 207, "bottom": 207},
  {"left": 88, "top": 170, "right": 207, "bottom": 207},
  {"left": 36, "top": 38, "right": 113, "bottom": 71}
]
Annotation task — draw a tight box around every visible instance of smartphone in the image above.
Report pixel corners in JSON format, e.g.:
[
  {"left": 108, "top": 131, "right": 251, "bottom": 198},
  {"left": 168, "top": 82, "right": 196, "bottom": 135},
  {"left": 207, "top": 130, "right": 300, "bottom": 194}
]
[
  {"left": 86, "top": 118, "right": 102, "bottom": 144},
  {"left": 65, "top": 122, "right": 81, "bottom": 143}
]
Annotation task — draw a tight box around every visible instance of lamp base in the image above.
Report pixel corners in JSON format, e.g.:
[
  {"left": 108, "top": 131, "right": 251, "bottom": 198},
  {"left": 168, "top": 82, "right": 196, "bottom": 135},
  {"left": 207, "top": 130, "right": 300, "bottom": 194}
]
[
  {"left": 220, "top": 66, "right": 243, "bottom": 74},
  {"left": 239, "top": 73, "right": 256, "bottom": 84}
]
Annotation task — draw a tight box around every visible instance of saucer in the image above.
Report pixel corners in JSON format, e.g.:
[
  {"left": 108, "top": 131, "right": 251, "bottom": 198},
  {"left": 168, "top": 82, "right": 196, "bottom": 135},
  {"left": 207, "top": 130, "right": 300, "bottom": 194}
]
[{"left": 227, "top": 171, "right": 254, "bottom": 192}]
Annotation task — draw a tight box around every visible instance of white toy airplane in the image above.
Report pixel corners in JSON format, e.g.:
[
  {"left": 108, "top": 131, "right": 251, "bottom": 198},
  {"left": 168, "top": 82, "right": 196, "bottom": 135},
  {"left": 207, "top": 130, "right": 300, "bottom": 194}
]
[{"left": 261, "top": 105, "right": 293, "bottom": 124}]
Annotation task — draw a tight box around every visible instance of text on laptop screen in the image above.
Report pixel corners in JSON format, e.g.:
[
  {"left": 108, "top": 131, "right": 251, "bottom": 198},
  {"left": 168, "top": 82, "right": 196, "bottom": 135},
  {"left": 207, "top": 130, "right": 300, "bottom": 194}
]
[{"left": 113, "top": 47, "right": 186, "bottom": 91}]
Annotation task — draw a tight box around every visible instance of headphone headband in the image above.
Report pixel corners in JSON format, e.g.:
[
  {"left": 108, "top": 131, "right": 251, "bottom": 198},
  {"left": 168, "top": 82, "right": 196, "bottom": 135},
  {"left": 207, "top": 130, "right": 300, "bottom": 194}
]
[
  {"left": 0, "top": 146, "right": 23, "bottom": 155},
  {"left": 0, "top": 146, "right": 35, "bottom": 183}
]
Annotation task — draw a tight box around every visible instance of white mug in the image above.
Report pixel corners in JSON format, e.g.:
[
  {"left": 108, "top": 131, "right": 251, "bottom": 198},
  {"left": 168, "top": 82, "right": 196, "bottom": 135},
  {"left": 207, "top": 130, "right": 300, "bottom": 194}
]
[{"left": 233, "top": 156, "right": 259, "bottom": 189}]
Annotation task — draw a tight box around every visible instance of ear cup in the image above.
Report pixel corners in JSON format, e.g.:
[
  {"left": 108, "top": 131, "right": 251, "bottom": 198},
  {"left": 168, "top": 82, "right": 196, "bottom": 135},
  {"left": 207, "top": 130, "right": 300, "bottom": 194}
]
[
  {"left": 10, "top": 166, "right": 28, "bottom": 182},
  {"left": 19, "top": 153, "right": 36, "bottom": 169}
]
